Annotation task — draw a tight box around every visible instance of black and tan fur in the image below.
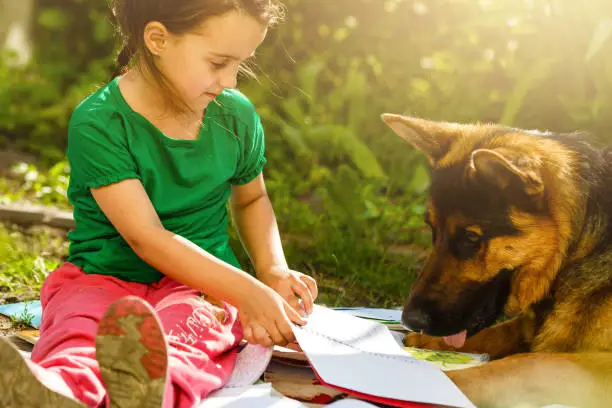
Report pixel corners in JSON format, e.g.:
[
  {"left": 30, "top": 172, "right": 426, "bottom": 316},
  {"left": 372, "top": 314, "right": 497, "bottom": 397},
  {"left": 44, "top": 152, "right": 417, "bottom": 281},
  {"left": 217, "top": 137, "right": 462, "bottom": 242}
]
[{"left": 381, "top": 114, "right": 612, "bottom": 408}]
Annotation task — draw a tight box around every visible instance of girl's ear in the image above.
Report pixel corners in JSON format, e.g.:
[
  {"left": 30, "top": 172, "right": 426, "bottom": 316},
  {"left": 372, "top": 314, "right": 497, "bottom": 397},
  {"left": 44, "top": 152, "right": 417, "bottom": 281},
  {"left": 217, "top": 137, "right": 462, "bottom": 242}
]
[{"left": 143, "top": 21, "right": 171, "bottom": 56}]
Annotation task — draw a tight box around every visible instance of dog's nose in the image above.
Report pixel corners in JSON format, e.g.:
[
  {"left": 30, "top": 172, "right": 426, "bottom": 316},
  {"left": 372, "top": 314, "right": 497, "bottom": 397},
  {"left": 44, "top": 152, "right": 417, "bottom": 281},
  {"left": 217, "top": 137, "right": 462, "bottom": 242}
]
[{"left": 402, "top": 308, "right": 431, "bottom": 332}]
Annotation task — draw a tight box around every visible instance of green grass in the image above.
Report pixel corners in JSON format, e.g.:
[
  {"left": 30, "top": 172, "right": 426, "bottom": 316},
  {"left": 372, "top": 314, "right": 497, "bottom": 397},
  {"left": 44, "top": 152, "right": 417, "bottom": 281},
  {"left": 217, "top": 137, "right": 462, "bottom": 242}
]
[
  {"left": 0, "top": 223, "right": 67, "bottom": 305},
  {"left": 1, "top": 161, "right": 71, "bottom": 208},
  {"left": 9, "top": 303, "right": 36, "bottom": 329},
  {"left": 284, "top": 243, "right": 421, "bottom": 308},
  {"left": 0, "top": 161, "right": 425, "bottom": 312},
  {"left": 230, "top": 232, "right": 423, "bottom": 308},
  {"left": 0, "top": 219, "right": 421, "bottom": 336},
  {"left": 0, "top": 219, "right": 419, "bottom": 308}
]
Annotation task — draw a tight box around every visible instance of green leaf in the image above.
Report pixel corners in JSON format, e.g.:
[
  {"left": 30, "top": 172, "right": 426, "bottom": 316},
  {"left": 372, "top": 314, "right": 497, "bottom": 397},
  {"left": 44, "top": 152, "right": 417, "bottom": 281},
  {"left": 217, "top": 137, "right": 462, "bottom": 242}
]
[
  {"left": 585, "top": 19, "right": 612, "bottom": 62},
  {"left": 297, "top": 58, "right": 327, "bottom": 102},
  {"left": 407, "top": 163, "right": 430, "bottom": 194},
  {"left": 280, "top": 122, "right": 311, "bottom": 158},
  {"left": 500, "top": 58, "right": 553, "bottom": 126},
  {"left": 280, "top": 98, "right": 306, "bottom": 124},
  {"left": 48, "top": 160, "right": 68, "bottom": 178},
  {"left": 326, "top": 165, "right": 367, "bottom": 221},
  {"left": 38, "top": 9, "right": 71, "bottom": 31},
  {"left": 93, "top": 18, "right": 114, "bottom": 44},
  {"left": 308, "top": 126, "right": 386, "bottom": 179}
]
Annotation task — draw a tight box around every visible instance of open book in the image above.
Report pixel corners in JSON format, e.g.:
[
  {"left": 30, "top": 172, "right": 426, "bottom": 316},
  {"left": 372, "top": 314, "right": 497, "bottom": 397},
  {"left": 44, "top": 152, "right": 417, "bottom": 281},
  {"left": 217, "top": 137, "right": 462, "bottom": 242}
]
[{"left": 293, "top": 306, "right": 475, "bottom": 408}]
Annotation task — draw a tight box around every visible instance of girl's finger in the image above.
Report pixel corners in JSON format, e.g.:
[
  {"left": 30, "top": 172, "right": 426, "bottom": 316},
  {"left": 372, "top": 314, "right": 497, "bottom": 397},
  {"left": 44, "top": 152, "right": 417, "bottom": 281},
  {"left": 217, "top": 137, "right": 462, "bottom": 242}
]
[
  {"left": 300, "top": 274, "right": 318, "bottom": 300},
  {"left": 292, "top": 278, "right": 314, "bottom": 314},
  {"left": 288, "top": 296, "right": 303, "bottom": 317},
  {"left": 265, "top": 320, "right": 291, "bottom": 346},
  {"left": 243, "top": 325, "right": 254, "bottom": 344},
  {"left": 252, "top": 325, "right": 273, "bottom": 347},
  {"left": 283, "top": 299, "right": 307, "bottom": 326},
  {"left": 274, "top": 319, "right": 295, "bottom": 345}
]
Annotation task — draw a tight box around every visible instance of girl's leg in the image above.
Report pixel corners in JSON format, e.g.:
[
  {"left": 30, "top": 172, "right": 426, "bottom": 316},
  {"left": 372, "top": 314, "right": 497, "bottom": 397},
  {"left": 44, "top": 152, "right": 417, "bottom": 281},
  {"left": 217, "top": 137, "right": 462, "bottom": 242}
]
[
  {"left": 147, "top": 278, "right": 243, "bottom": 408},
  {"left": 30, "top": 262, "right": 147, "bottom": 407}
]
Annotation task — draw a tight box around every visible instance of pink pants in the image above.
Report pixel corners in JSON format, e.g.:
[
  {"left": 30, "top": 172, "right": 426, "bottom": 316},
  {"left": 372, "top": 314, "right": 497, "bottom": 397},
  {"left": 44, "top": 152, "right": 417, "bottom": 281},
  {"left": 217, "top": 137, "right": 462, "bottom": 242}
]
[{"left": 29, "top": 262, "right": 243, "bottom": 408}]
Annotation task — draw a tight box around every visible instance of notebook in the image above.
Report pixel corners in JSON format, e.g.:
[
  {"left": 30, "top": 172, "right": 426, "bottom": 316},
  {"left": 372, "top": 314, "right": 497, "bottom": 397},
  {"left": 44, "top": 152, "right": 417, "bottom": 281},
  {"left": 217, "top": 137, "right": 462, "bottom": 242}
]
[
  {"left": 0, "top": 300, "right": 42, "bottom": 328},
  {"left": 292, "top": 305, "right": 475, "bottom": 408}
]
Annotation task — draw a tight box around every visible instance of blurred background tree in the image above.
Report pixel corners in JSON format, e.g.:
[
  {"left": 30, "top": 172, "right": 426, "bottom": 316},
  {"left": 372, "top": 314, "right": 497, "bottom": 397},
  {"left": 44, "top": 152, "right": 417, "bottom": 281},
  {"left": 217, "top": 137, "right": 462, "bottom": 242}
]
[{"left": 2, "top": 0, "right": 612, "bottom": 305}]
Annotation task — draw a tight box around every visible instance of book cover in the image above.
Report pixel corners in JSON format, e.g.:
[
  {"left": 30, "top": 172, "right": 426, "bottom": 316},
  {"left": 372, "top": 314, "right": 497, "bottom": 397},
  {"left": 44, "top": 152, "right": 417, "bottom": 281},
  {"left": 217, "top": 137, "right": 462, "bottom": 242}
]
[
  {"left": 16, "top": 329, "right": 40, "bottom": 345},
  {"left": 264, "top": 361, "right": 346, "bottom": 404}
]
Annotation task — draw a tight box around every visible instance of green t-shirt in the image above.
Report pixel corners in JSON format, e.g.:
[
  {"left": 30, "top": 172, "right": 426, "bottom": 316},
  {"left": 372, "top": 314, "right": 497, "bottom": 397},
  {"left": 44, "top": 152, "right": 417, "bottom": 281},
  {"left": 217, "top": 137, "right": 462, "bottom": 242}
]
[{"left": 66, "top": 77, "right": 266, "bottom": 283}]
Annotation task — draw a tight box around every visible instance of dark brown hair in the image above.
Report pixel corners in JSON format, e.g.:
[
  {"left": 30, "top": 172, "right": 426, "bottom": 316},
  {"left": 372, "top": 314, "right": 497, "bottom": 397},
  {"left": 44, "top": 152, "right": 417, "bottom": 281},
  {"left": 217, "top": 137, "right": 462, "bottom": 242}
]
[{"left": 109, "top": 0, "right": 284, "bottom": 113}]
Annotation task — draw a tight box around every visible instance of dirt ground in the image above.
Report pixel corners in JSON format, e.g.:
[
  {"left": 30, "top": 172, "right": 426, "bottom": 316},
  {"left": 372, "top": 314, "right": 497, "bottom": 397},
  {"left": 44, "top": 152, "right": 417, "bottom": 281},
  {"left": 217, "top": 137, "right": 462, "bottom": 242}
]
[
  {"left": 0, "top": 314, "right": 18, "bottom": 337},
  {"left": 0, "top": 315, "right": 35, "bottom": 354}
]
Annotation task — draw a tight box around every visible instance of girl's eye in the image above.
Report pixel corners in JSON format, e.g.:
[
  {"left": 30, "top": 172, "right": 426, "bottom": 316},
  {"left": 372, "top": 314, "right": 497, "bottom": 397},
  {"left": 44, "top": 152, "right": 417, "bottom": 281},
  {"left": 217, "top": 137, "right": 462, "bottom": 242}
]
[{"left": 210, "top": 61, "right": 228, "bottom": 70}]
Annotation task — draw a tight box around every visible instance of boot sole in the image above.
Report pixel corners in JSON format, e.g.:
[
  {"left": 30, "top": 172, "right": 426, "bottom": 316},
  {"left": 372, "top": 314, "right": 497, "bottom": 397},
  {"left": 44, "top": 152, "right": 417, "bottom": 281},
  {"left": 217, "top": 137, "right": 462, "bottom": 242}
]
[
  {"left": 0, "top": 337, "right": 85, "bottom": 408},
  {"left": 96, "top": 296, "right": 168, "bottom": 408}
]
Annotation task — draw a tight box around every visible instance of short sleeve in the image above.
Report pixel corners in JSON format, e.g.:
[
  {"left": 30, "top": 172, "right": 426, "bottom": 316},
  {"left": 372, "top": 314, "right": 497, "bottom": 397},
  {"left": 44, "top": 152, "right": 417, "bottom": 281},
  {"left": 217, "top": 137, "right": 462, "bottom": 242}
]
[
  {"left": 229, "top": 114, "right": 267, "bottom": 185},
  {"left": 67, "top": 122, "right": 140, "bottom": 189}
]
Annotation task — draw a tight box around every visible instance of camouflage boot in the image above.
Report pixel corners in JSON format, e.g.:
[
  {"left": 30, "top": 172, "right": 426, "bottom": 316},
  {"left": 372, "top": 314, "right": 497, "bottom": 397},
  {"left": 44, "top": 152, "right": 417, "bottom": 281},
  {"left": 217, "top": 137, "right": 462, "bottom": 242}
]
[
  {"left": 96, "top": 296, "right": 168, "bottom": 408},
  {"left": 0, "top": 337, "right": 85, "bottom": 408}
]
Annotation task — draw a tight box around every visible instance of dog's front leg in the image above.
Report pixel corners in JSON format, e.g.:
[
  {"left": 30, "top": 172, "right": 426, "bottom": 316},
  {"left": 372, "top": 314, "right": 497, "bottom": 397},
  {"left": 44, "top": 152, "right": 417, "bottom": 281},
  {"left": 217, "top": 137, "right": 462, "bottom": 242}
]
[
  {"left": 446, "top": 352, "right": 612, "bottom": 408},
  {"left": 404, "top": 314, "right": 534, "bottom": 359}
]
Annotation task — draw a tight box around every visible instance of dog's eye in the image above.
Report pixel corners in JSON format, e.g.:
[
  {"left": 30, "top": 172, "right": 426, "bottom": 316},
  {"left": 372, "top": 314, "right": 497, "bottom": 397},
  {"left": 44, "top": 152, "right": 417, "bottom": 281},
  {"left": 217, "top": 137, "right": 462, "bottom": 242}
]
[
  {"left": 464, "top": 230, "right": 482, "bottom": 244},
  {"left": 452, "top": 229, "right": 483, "bottom": 259},
  {"left": 459, "top": 230, "right": 482, "bottom": 251}
]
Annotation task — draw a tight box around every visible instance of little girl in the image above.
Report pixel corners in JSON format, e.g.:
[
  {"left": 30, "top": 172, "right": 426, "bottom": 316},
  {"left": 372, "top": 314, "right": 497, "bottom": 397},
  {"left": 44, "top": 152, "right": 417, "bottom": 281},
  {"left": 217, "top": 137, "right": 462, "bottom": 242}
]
[{"left": 0, "top": 1, "right": 318, "bottom": 407}]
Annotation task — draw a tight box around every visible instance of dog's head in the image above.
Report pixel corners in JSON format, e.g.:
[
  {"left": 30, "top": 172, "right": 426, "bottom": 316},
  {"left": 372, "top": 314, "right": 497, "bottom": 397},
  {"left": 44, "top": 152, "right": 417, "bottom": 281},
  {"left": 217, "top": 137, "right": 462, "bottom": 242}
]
[{"left": 382, "top": 114, "right": 591, "bottom": 341}]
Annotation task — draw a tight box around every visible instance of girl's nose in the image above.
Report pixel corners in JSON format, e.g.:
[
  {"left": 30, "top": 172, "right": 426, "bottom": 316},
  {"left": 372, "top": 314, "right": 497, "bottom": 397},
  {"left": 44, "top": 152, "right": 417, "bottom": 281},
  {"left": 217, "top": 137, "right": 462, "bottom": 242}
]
[{"left": 219, "top": 70, "right": 237, "bottom": 90}]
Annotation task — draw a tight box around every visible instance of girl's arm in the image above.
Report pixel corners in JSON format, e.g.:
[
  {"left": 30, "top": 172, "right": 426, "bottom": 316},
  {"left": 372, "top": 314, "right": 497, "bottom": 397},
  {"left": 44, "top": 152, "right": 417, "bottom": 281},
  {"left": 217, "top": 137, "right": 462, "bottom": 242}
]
[
  {"left": 91, "top": 178, "right": 305, "bottom": 346},
  {"left": 230, "top": 173, "right": 318, "bottom": 314}
]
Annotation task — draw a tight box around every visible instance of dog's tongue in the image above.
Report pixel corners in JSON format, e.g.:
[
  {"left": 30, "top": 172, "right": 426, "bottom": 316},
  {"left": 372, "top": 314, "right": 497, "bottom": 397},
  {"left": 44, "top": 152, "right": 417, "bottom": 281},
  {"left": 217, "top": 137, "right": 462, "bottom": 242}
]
[{"left": 443, "top": 330, "right": 467, "bottom": 348}]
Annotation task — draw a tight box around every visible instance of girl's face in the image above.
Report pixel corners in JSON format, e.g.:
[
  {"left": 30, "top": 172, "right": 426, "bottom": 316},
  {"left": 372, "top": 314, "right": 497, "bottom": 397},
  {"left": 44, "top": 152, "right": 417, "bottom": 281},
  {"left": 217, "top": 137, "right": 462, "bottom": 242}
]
[{"left": 155, "top": 10, "right": 267, "bottom": 111}]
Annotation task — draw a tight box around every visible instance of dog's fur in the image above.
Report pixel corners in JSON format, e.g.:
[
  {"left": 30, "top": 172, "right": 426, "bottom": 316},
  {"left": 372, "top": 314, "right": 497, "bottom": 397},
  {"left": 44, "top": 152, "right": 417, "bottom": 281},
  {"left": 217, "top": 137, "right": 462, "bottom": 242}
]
[{"left": 382, "top": 114, "right": 612, "bottom": 408}]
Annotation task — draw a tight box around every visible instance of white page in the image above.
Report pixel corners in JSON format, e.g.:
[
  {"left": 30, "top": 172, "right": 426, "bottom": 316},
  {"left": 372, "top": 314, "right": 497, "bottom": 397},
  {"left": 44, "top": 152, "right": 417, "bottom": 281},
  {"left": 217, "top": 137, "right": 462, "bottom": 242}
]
[
  {"left": 327, "top": 400, "right": 383, "bottom": 407},
  {"left": 224, "top": 343, "right": 273, "bottom": 388},
  {"left": 294, "top": 306, "right": 475, "bottom": 408},
  {"left": 335, "top": 307, "right": 402, "bottom": 322},
  {"left": 200, "top": 383, "right": 306, "bottom": 408},
  {"left": 302, "top": 306, "right": 406, "bottom": 356}
]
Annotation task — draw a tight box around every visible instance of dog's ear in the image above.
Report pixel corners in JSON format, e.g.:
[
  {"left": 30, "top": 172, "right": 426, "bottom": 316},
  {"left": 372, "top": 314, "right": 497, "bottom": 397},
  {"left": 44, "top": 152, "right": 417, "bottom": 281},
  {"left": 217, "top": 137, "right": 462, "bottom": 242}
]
[
  {"left": 381, "top": 114, "right": 459, "bottom": 163},
  {"left": 470, "top": 149, "right": 544, "bottom": 196}
]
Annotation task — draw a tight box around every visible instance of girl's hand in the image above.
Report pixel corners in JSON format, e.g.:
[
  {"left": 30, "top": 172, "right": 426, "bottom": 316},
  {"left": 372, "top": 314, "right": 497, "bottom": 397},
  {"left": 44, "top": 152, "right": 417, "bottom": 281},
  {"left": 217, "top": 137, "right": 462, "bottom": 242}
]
[
  {"left": 237, "top": 279, "right": 307, "bottom": 347},
  {"left": 257, "top": 265, "right": 318, "bottom": 316}
]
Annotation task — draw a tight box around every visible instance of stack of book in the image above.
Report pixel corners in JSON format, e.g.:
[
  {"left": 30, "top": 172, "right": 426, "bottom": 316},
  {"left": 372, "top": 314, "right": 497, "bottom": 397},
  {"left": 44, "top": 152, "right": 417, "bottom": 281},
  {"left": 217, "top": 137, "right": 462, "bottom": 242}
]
[
  {"left": 262, "top": 307, "right": 487, "bottom": 407},
  {"left": 1, "top": 302, "right": 486, "bottom": 407}
]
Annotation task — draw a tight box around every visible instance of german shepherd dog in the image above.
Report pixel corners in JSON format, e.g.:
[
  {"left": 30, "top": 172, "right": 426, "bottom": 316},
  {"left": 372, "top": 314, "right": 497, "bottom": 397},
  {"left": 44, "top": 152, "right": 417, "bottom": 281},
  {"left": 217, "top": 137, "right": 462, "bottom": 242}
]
[{"left": 381, "top": 114, "right": 612, "bottom": 408}]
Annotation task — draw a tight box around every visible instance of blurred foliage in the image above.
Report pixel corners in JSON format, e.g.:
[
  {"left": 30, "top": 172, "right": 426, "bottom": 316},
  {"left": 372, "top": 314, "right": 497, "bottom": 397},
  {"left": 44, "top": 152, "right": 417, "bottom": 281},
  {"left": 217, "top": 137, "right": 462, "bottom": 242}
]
[
  {"left": 0, "top": 223, "right": 66, "bottom": 305},
  {"left": 1, "top": 0, "right": 115, "bottom": 162},
  {"left": 2, "top": 0, "right": 612, "bottom": 304},
  {"left": 1, "top": 161, "right": 70, "bottom": 208}
]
